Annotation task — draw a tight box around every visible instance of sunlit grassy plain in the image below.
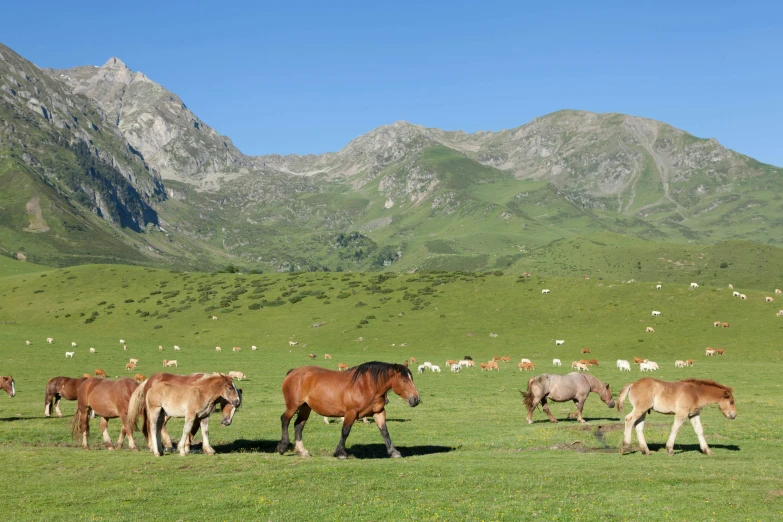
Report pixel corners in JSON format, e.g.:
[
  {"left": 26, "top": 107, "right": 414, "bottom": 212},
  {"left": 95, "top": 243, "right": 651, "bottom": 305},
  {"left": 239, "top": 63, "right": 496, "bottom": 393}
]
[{"left": 0, "top": 257, "right": 781, "bottom": 520}]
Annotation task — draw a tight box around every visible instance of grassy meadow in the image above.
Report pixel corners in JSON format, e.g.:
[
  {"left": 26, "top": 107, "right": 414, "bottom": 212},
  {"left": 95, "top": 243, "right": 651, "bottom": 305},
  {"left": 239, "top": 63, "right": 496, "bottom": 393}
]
[{"left": 0, "top": 262, "right": 782, "bottom": 520}]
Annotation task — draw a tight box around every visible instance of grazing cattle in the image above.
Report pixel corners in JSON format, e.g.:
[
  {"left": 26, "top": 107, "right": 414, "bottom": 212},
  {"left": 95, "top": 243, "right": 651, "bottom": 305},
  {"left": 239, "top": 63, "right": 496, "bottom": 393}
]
[
  {"left": 523, "top": 372, "right": 614, "bottom": 424},
  {"left": 72, "top": 377, "right": 140, "bottom": 451},
  {"left": 94, "top": 369, "right": 107, "bottom": 378},
  {"left": 705, "top": 348, "right": 716, "bottom": 356},
  {"left": 617, "top": 360, "right": 631, "bottom": 372},
  {"left": 740, "top": 294, "right": 747, "bottom": 300},
  {"left": 583, "top": 275, "right": 590, "bottom": 280},
  {"left": 26, "top": 340, "right": 31, "bottom": 346},
  {"left": 119, "top": 340, "right": 125, "bottom": 345},
  {"left": 552, "top": 359, "right": 562, "bottom": 367},
  {"left": 309, "top": 354, "right": 317, "bottom": 359},
  {"left": 500, "top": 356, "right": 511, "bottom": 363},
  {"left": 656, "top": 284, "right": 662, "bottom": 290},
  {"left": 126, "top": 363, "right": 137, "bottom": 371},
  {"left": 640, "top": 361, "right": 657, "bottom": 372},
  {"left": 488, "top": 333, "right": 498, "bottom": 338},
  {"left": 555, "top": 340, "right": 565, "bottom": 346},
  {"left": 732, "top": 291, "right": 740, "bottom": 297},
  {"left": 129, "top": 358, "right": 139, "bottom": 365},
  {"left": 89, "top": 348, "right": 96, "bottom": 353},
  {"left": 289, "top": 341, "right": 299, "bottom": 346},
  {"left": 212, "top": 316, "right": 218, "bottom": 320},
  {"left": 233, "top": 347, "right": 241, "bottom": 352},
  {"left": 71, "top": 342, "right": 77, "bottom": 347},
  {"left": 633, "top": 357, "right": 644, "bottom": 364},
  {"left": 123, "top": 345, "right": 127, "bottom": 351},
  {"left": 652, "top": 311, "right": 661, "bottom": 317},
  {"left": 158, "top": 345, "right": 164, "bottom": 351},
  {"left": 520, "top": 358, "right": 531, "bottom": 364},
  {"left": 766, "top": 296, "right": 774, "bottom": 303},
  {"left": 578, "top": 359, "right": 590, "bottom": 366},
  {"left": 324, "top": 354, "right": 332, "bottom": 360},
  {"left": 646, "top": 327, "right": 655, "bottom": 333},
  {"left": 47, "top": 338, "right": 54, "bottom": 344},
  {"left": 459, "top": 360, "right": 475, "bottom": 368},
  {"left": 410, "top": 357, "right": 417, "bottom": 364},
  {"left": 588, "top": 359, "right": 599, "bottom": 367},
  {"left": 446, "top": 359, "right": 459, "bottom": 368},
  {"left": 574, "top": 362, "right": 589, "bottom": 372},
  {"left": 450, "top": 364, "right": 461, "bottom": 373},
  {"left": 417, "top": 365, "right": 426, "bottom": 374},
  {"left": 65, "top": 352, "right": 74, "bottom": 358},
  {"left": 431, "top": 365, "right": 441, "bottom": 373},
  {"left": 174, "top": 345, "right": 181, "bottom": 351},
  {"left": 716, "top": 348, "right": 725, "bottom": 355},
  {"left": 722, "top": 322, "right": 730, "bottom": 328},
  {"left": 480, "top": 363, "right": 490, "bottom": 371},
  {"left": 690, "top": 283, "right": 699, "bottom": 289},
  {"left": 618, "top": 378, "right": 736, "bottom": 456},
  {"left": 421, "top": 362, "right": 433, "bottom": 369},
  {"left": 337, "top": 363, "right": 349, "bottom": 371},
  {"left": 518, "top": 362, "right": 535, "bottom": 372},
  {"left": 491, "top": 356, "right": 501, "bottom": 362},
  {"left": 228, "top": 371, "right": 246, "bottom": 381},
  {"left": 675, "top": 360, "right": 686, "bottom": 368},
  {"left": 487, "top": 361, "right": 499, "bottom": 371},
  {"left": 776, "top": 289, "right": 782, "bottom": 295},
  {"left": 581, "top": 348, "right": 590, "bottom": 354},
  {"left": 684, "top": 360, "right": 694, "bottom": 367},
  {"left": 215, "top": 346, "right": 222, "bottom": 352},
  {"left": 713, "top": 321, "right": 721, "bottom": 327},
  {"left": 82, "top": 374, "right": 92, "bottom": 379},
  {"left": 728, "top": 284, "right": 734, "bottom": 290},
  {"left": 541, "top": 289, "right": 550, "bottom": 294},
  {"left": 134, "top": 374, "right": 146, "bottom": 383},
  {"left": 163, "top": 360, "right": 178, "bottom": 368},
  {"left": 778, "top": 310, "right": 783, "bottom": 317}
]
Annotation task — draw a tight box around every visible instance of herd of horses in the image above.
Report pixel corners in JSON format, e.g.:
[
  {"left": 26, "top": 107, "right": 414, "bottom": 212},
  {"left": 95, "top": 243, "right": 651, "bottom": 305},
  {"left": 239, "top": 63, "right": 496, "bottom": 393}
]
[{"left": 1, "top": 357, "right": 735, "bottom": 458}]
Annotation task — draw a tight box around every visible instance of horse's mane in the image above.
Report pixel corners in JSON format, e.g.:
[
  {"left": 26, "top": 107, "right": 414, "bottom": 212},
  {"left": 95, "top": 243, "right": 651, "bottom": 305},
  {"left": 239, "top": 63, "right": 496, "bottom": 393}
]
[
  {"left": 683, "top": 378, "right": 733, "bottom": 393},
  {"left": 350, "top": 361, "right": 412, "bottom": 385},
  {"left": 580, "top": 373, "right": 605, "bottom": 389}
]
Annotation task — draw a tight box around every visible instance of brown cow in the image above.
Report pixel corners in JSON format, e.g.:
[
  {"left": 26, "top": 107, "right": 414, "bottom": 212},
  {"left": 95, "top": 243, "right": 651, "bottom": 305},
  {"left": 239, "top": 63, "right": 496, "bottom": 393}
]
[
  {"left": 324, "top": 354, "right": 332, "bottom": 360},
  {"left": 94, "top": 369, "right": 107, "bottom": 378},
  {"left": 492, "top": 356, "right": 501, "bottom": 361},
  {"left": 446, "top": 359, "right": 459, "bottom": 368},
  {"left": 134, "top": 374, "right": 146, "bottom": 383},
  {"left": 588, "top": 359, "right": 599, "bottom": 366},
  {"left": 633, "top": 358, "right": 644, "bottom": 364},
  {"left": 685, "top": 360, "right": 694, "bottom": 367},
  {"left": 518, "top": 362, "right": 535, "bottom": 371},
  {"left": 716, "top": 348, "right": 725, "bottom": 355},
  {"left": 722, "top": 322, "right": 730, "bottom": 328},
  {"left": 487, "top": 361, "right": 500, "bottom": 371},
  {"left": 337, "top": 363, "right": 349, "bottom": 371},
  {"left": 308, "top": 354, "right": 317, "bottom": 359},
  {"left": 581, "top": 348, "right": 591, "bottom": 354},
  {"left": 410, "top": 357, "right": 417, "bottom": 364},
  {"left": 126, "top": 362, "right": 136, "bottom": 371},
  {"left": 480, "top": 363, "right": 490, "bottom": 371},
  {"left": 500, "top": 356, "right": 512, "bottom": 363}
]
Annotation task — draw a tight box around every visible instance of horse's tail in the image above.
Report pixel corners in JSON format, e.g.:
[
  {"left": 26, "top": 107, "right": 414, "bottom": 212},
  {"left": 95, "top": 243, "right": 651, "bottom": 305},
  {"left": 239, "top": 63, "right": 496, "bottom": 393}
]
[
  {"left": 126, "top": 380, "right": 148, "bottom": 431},
  {"left": 69, "top": 408, "right": 82, "bottom": 437},
  {"left": 285, "top": 368, "right": 295, "bottom": 376},
  {"left": 520, "top": 377, "right": 537, "bottom": 410},
  {"left": 617, "top": 382, "right": 633, "bottom": 413}
]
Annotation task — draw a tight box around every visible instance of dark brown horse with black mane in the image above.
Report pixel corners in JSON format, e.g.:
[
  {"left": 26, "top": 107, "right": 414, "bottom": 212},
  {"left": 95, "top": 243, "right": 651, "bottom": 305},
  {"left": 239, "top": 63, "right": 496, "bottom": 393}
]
[
  {"left": 1, "top": 376, "right": 15, "bottom": 397},
  {"left": 522, "top": 372, "right": 615, "bottom": 424},
  {"left": 129, "top": 372, "right": 242, "bottom": 453},
  {"left": 45, "top": 376, "right": 88, "bottom": 417},
  {"left": 71, "top": 377, "right": 139, "bottom": 450},
  {"left": 277, "top": 361, "right": 420, "bottom": 459}
]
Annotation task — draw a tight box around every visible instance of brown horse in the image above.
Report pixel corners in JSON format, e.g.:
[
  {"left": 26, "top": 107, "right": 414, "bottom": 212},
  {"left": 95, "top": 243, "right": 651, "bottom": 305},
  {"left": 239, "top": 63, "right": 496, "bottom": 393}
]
[
  {"left": 618, "top": 378, "right": 736, "bottom": 456},
  {"left": 71, "top": 378, "right": 139, "bottom": 450},
  {"left": 0, "top": 376, "right": 14, "bottom": 397},
  {"left": 44, "top": 376, "right": 88, "bottom": 417},
  {"left": 277, "top": 361, "right": 420, "bottom": 459},
  {"left": 128, "top": 373, "right": 240, "bottom": 456},
  {"left": 522, "top": 372, "right": 615, "bottom": 424},
  {"left": 129, "top": 373, "right": 242, "bottom": 453}
]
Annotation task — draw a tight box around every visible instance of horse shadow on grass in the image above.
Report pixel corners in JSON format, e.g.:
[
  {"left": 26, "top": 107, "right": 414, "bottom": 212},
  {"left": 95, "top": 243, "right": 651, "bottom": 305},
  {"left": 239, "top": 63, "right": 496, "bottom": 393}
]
[
  {"left": 643, "top": 443, "right": 741, "bottom": 455},
  {"left": 0, "top": 416, "right": 36, "bottom": 422},
  {"left": 210, "top": 439, "right": 281, "bottom": 454},
  {"left": 346, "top": 443, "right": 454, "bottom": 459}
]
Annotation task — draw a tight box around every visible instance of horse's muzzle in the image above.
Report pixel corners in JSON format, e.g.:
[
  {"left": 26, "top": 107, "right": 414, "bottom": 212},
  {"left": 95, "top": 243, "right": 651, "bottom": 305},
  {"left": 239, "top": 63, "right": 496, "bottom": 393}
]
[
  {"left": 607, "top": 400, "right": 616, "bottom": 409},
  {"left": 408, "top": 396, "right": 420, "bottom": 407},
  {"left": 221, "top": 418, "right": 231, "bottom": 426}
]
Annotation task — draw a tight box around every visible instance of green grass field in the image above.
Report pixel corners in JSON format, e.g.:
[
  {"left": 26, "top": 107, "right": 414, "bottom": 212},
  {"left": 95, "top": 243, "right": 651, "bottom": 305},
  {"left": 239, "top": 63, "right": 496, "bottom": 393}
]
[{"left": 0, "top": 263, "right": 782, "bottom": 520}]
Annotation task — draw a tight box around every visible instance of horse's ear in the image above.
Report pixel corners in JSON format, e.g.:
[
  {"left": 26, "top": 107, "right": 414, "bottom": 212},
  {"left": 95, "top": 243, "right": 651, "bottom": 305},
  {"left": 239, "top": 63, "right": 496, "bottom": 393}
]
[
  {"left": 723, "top": 390, "right": 732, "bottom": 399},
  {"left": 605, "top": 383, "right": 610, "bottom": 389}
]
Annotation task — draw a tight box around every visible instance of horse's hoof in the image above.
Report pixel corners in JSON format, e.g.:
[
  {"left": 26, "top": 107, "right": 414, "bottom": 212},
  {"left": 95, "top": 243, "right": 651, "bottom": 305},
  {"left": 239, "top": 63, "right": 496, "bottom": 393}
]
[
  {"left": 106, "top": 446, "right": 115, "bottom": 451},
  {"left": 389, "top": 449, "right": 402, "bottom": 458},
  {"left": 204, "top": 448, "right": 216, "bottom": 456},
  {"left": 276, "top": 443, "right": 289, "bottom": 455},
  {"left": 335, "top": 450, "right": 348, "bottom": 459},
  {"left": 297, "top": 450, "right": 311, "bottom": 458},
  {"left": 704, "top": 449, "right": 713, "bottom": 456}
]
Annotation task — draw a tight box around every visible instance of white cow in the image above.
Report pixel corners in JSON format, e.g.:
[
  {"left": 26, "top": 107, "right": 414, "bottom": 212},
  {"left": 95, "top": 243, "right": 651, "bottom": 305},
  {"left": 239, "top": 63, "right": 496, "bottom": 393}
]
[
  {"left": 422, "top": 362, "right": 433, "bottom": 369},
  {"left": 119, "top": 339, "right": 125, "bottom": 344},
  {"left": 215, "top": 346, "right": 222, "bottom": 352},
  {"left": 289, "top": 341, "right": 299, "bottom": 346},
  {"left": 46, "top": 337, "right": 54, "bottom": 344},
  {"left": 173, "top": 345, "right": 181, "bottom": 351},
  {"left": 129, "top": 358, "right": 139, "bottom": 365},
  {"left": 555, "top": 340, "right": 565, "bottom": 346},
  {"left": 430, "top": 365, "right": 441, "bottom": 373},
  {"left": 776, "top": 289, "right": 782, "bottom": 295},
  {"left": 690, "top": 282, "right": 699, "bottom": 289},
  {"left": 251, "top": 345, "right": 258, "bottom": 351},
  {"left": 656, "top": 284, "right": 662, "bottom": 290},
  {"left": 740, "top": 294, "right": 747, "bottom": 300},
  {"left": 65, "top": 352, "right": 74, "bottom": 358},
  {"left": 541, "top": 289, "right": 550, "bottom": 294},
  {"left": 552, "top": 359, "right": 561, "bottom": 367},
  {"left": 71, "top": 342, "right": 77, "bottom": 347},
  {"left": 25, "top": 340, "right": 31, "bottom": 346},
  {"left": 520, "top": 358, "right": 531, "bottom": 364},
  {"left": 417, "top": 365, "right": 427, "bottom": 374},
  {"left": 732, "top": 291, "right": 740, "bottom": 297},
  {"left": 765, "top": 296, "right": 774, "bottom": 303},
  {"left": 675, "top": 360, "right": 686, "bottom": 368},
  {"left": 640, "top": 361, "right": 657, "bottom": 372},
  {"left": 450, "top": 364, "right": 461, "bottom": 373},
  {"left": 617, "top": 360, "right": 631, "bottom": 371},
  {"left": 651, "top": 310, "right": 661, "bottom": 317},
  {"left": 89, "top": 347, "right": 95, "bottom": 353}
]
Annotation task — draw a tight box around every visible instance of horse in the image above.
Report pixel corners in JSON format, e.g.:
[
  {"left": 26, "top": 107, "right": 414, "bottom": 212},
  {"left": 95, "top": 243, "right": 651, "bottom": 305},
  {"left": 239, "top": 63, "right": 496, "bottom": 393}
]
[
  {"left": 71, "top": 377, "right": 140, "bottom": 450},
  {"left": 324, "top": 354, "right": 332, "bottom": 360},
  {"left": 617, "top": 360, "right": 631, "bottom": 372},
  {"left": 646, "top": 327, "right": 655, "bottom": 333},
  {"left": 128, "top": 373, "right": 242, "bottom": 454},
  {"left": 522, "top": 372, "right": 614, "bottom": 424},
  {"left": 618, "top": 378, "right": 736, "bottom": 456},
  {"left": 65, "top": 352, "right": 74, "bottom": 358},
  {"left": 675, "top": 360, "right": 686, "bottom": 368},
  {"left": 127, "top": 373, "right": 241, "bottom": 457},
  {"left": 44, "top": 376, "right": 88, "bottom": 417},
  {"left": 0, "top": 376, "right": 15, "bottom": 397},
  {"left": 277, "top": 361, "right": 420, "bottom": 459}
]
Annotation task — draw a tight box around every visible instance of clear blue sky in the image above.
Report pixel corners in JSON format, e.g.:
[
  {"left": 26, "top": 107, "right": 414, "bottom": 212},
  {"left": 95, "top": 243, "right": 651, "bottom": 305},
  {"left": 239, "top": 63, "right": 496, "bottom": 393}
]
[{"left": 2, "top": 1, "right": 782, "bottom": 166}]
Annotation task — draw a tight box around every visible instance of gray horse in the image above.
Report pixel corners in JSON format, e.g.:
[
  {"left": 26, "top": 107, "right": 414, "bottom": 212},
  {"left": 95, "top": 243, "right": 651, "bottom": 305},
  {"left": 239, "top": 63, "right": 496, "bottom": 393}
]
[{"left": 522, "top": 372, "right": 615, "bottom": 424}]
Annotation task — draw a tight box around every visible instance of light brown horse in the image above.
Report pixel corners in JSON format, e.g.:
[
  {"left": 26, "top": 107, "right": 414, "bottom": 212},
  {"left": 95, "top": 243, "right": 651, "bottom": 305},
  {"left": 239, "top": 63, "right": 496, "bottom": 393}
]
[
  {"left": 44, "top": 376, "right": 88, "bottom": 417},
  {"left": 0, "top": 376, "right": 15, "bottom": 397},
  {"left": 522, "top": 372, "right": 615, "bottom": 424},
  {"left": 128, "top": 373, "right": 241, "bottom": 456},
  {"left": 618, "top": 378, "right": 736, "bottom": 456},
  {"left": 71, "top": 377, "right": 139, "bottom": 450},
  {"left": 277, "top": 361, "right": 420, "bottom": 459}
]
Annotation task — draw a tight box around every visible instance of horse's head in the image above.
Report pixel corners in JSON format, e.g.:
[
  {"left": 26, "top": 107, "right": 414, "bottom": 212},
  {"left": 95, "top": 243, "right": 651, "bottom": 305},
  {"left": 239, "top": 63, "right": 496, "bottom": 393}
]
[
  {"left": 0, "top": 376, "right": 14, "bottom": 398},
  {"left": 220, "top": 388, "right": 242, "bottom": 426},
  {"left": 219, "top": 375, "right": 242, "bottom": 408},
  {"left": 718, "top": 389, "right": 737, "bottom": 420},
  {"left": 391, "top": 367, "right": 420, "bottom": 407},
  {"left": 600, "top": 382, "right": 615, "bottom": 409}
]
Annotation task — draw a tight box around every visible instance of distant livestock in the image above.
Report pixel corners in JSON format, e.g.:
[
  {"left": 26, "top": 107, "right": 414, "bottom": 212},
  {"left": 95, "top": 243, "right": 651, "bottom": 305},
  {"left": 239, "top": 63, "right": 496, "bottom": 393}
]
[
  {"left": 520, "top": 358, "right": 531, "bottom": 364},
  {"left": 555, "top": 340, "right": 565, "bottom": 346},
  {"left": 656, "top": 284, "right": 662, "bottom": 290},
  {"left": 289, "top": 341, "right": 299, "bottom": 346},
  {"left": 228, "top": 371, "right": 246, "bottom": 381},
  {"left": 640, "top": 361, "right": 658, "bottom": 372},
  {"left": 685, "top": 359, "right": 694, "bottom": 366},
  {"left": 706, "top": 348, "right": 716, "bottom": 356},
  {"left": 652, "top": 311, "right": 661, "bottom": 317},
  {"left": 89, "top": 348, "right": 96, "bottom": 353},
  {"left": 134, "top": 374, "right": 146, "bottom": 383},
  {"left": 766, "top": 296, "right": 775, "bottom": 302},
  {"left": 552, "top": 359, "right": 561, "bottom": 366},
  {"left": 129, "top": 358, "right": 138, "bottom": 365},
  {"left": 163, "top": 360, "right": 178, "bottom": 367},
  {"left": 212, "top": 316, "right": 218, "bottom": 320},
  {"left": 431, "top": 365, "right": 441, "bottom": 373},
  {"left": 728, "top": 284, "right": 734, "bottom": 289},
  {"left": 572, "top": 362, "right": 589, "bottom": 372},
  {"left": 215, "top": 346, "right": 222, "bottom": 352},
  {"left": 740, "top": 294, "right": 747, "bottom": 300},
  {"left": 418, "top": 365, "right": 427, "bottom": 374},
  {"left": 94, "top": 369, "right": 106, "bottom": 378},
  {"left": 733, "top": 291, "right": 740, "bottom": 297},
  {"left": 617, "top": 360, "right": 631, "bottom": 371},
  {"left": 500, "top": 356, "right": 512, "bottom": 363},
  {"left": 119, "top": 339, "right": 125, "bottom": 344},
  {"left": 480, "top": 363, "right": 490, "bottom": 371},
  {"left": 487, "top": 361, "right": 500, "bottom": 371},
  {"left": 518, "top": 362, "right": 535, "bottom": 372},
  {"left": 675, "top": 360, "right": 686, "bottom": 368},
  {"left": 722, "top": 322, "right": 730, "bottom": 328},
  {"left": 690, "top": 283, "right": 699, "bottom": 289},
  {"left": 776, "top": 288, "right": 782, "bottom": 295},
  {"left": 233, "top": 347, "right": 241, "bottom": 352},
  {"left": 716, "top": 348, "right": 725, "bottom": 355},
  {"left": 581, "top": 348, "right": 590, "bottom": 354},
  {"left": 158, "top": 346, "right": 164, "bottom": 351},
  {"left": 646, "top": 327, "right": 655, "bottom": 333},
  {"left": 26, "top": 340, "right": 31, "bottom": 345},
  {"left": 252, "top": 346, "right": 258, "bottom": 351},
  {"left": 713, "top": 321, "right": 721, "bottom": 327},
  {"left": 450, "top": 364, "right": 461, "bottom": 373},
  {"left": 126, "top": 362, "right": 136, "bottom": 371},
  {"left": 308, "top": 353, "right": 317, "bottom": 359},
  {"left": 47, "top": 338, "right": 54, "bottom": 344},
  {"left": 174, "top": 345, "right": 181, "bottom": 351},
  {"left": 337, "top": 363, "right": 349, "bottom": 371},
  {"left": 65, "top": 352, "right": 74, "bottom": 358},
  {"left": 324, "top": 354, "right": 332, "bottom": 360},
  {"left": 541, "top": 289, "right": 550, "bottom": 294},
  {"left": 71, "top": 342, "right": 77, "bottom": 347}
]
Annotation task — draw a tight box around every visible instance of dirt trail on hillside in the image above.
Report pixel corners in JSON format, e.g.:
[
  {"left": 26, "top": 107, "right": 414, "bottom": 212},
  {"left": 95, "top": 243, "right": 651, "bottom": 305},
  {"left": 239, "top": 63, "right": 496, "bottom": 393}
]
[{"left": 24, "top": 196, "right": 49, "bottom": 232}]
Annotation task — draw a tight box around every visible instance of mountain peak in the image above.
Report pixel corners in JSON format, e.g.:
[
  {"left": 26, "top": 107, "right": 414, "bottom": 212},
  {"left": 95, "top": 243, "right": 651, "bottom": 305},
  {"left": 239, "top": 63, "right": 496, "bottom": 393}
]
[{"left": 103, "top": 57, "right": 129, "bottom": 70}]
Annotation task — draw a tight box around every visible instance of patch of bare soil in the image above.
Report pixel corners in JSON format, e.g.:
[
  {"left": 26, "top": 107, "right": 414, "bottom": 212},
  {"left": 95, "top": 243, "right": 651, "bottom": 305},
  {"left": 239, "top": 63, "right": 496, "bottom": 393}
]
[{"left": 24, "top": 196, "right": 49, "bottom": 232}]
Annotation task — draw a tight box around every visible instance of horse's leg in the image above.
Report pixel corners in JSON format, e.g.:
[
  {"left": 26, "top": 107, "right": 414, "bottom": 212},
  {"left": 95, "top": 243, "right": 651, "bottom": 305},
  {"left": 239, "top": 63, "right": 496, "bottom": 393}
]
[
  {"left": 276, "top": 405, "right": 298, "bottom": 455},
  {"left": 540, "top": 398, "right": 558, "bottom": 423},
  {"left": 44, "top": 392, "right": 52, "bottom": 417},
  {"left": 634, "top": 412, "right": 650, "bottom": 455},
  {"left": 116, "top": 423, "right": 126, "bottom": 449},
  {"left": 200, "top": 417, "right": 216, "bottom": 455},
  {"left": 572, "top": 398, "right": 587, "bottom": 423},
  {"left": 150, "top": 407, "right": 164, "bottom": 457},
  {"left": 293, "top": 404, "right": 312, "bottom": 457},
  {"left": 161, "top": 415, "right": 174, "bottom": 451},
  {"left": 689, "top": 415, "right": 712, "bottom": 456},
  {"left": 665, "top": 415, "right": 687, "bottom": 456},
  {"left": 55, "top": 394, "right": 63, "bottom": 418},
  {"left": 621, "top": 407, "right": 643, "bottom": 454},
  {"left": 119, "top": 412, "right": 137, "bottom": 451},
  {"left": 79, "top": 407, "right": 90, "bottom": 450},
  {"left": 334, "top": 412, "right": 357, "bottom": 459},
  {"left": 100, "top": 417, "right": 115, "bottom": 450},
  {"left": 373, "top": 410, "right": 401, "bottom": 458},
  {"left": 180, "top": 415, "right": 195, "bottom": 456}
]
